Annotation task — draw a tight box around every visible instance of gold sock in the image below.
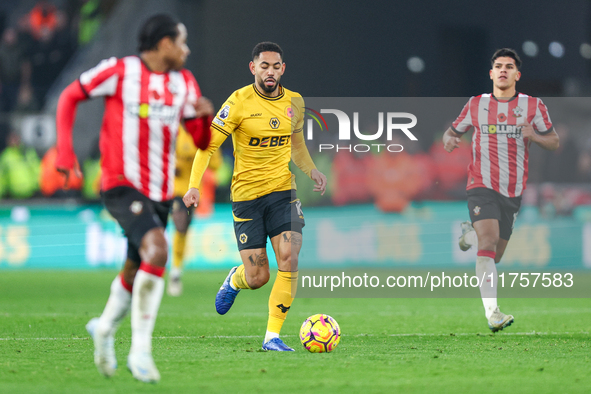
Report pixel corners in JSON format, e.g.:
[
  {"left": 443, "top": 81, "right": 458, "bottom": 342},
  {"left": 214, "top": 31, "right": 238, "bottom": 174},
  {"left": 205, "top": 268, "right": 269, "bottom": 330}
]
[
  {"left": 266, "top": 270, "right": 298, "bottom": 335},
  {"left": 231, "top": 265, "right": 252, "bottom": 289},
  {"left": 172, "top": 231, "right": 187, "bottom": 271}
]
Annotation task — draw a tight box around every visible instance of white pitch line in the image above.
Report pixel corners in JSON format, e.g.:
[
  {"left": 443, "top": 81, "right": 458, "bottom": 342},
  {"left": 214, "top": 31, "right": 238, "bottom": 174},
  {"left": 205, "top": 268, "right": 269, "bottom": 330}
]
[
  {"left": 0, "top": 331, "right": 587, "bottom": 341},
  {"left": 387, "top": 331, "right": 589, "bottom": 337}
]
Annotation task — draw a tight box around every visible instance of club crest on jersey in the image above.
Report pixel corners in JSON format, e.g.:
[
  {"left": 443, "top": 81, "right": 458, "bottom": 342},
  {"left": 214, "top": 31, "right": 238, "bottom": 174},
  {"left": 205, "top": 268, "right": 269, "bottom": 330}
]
[
  {"left": 130, "top": 201, "right": 143, "bottom": 215},
  {"left": 473, "top": 206, "right": 481, "bottom": 216},
  {"left": 512, "top": 106, "right": 523, "bottom": 118},
  {"left": 269, "top": 117, "right": 280, "bottom": 129},
  {"left": 219, "top": 105, "right": 230, "bottom": 120},
  {"left": 239, "top": 233, "right": 248, "bottom": 244}
]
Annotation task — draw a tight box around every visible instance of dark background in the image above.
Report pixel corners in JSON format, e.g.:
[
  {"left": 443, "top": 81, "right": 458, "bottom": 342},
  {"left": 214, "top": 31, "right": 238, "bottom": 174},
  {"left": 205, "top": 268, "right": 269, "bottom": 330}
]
[
  {"left": 179, "top": 0, "right": 590, "bottom": 105},
  {"left": 32, "top": 0, "right": 591, "bottom": 161}
]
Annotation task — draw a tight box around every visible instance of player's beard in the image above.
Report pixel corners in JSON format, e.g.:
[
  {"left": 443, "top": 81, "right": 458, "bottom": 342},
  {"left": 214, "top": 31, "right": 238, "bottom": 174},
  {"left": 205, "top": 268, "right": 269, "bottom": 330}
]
[
  {"left": 167, "top": 53, "right": 186, "bottom": 71},
  {"left": 257, "top": 76, "right": 280, "bottom": 94},
  {"left": 171, "top": 58, "right": 185, "bottom": 71}
]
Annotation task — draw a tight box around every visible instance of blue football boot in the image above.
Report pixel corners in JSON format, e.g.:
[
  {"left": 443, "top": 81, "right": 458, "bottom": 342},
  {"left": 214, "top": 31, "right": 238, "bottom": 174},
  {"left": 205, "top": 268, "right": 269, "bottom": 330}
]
[
  {"left": 262, "top": 337, "right": 295, "bottom": 351},
  {"left": 215, "top": 266, "right": 240, "bottom": 315}
]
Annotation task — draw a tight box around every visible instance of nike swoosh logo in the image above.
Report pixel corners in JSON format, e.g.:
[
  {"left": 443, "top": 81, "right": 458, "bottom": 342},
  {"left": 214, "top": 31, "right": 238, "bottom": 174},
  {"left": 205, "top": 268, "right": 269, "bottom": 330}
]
[{"left": 232, "top": 212, "right": 252, "bottom": 222}]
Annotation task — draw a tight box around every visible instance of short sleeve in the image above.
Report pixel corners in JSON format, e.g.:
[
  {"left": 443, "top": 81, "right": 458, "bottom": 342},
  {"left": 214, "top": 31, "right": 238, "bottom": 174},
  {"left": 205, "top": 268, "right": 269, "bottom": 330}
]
[
  {"left": 211, "top": 91, "right": 243, "bottom": 136},
  {"left": 79, "top": 57, "right": 120, "bottom": 98},
  {"left": 451, "top": 97, "right": 474, "bottom": 134},
  {"left": 181, "top": 69, "right": 202, "bottom": 119},
  {"left": 532, "top": 98, "right": 553, "bottom": 134},
  {"left": 291, "top": 95, "right": 305, "bottom": 133}
]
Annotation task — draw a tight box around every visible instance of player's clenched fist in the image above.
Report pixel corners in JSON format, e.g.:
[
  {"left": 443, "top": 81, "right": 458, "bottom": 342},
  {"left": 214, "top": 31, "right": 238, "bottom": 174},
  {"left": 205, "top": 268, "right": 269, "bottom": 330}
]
[
  {"left": 443, "top": 134, "right": 461, "bottom": 152},
  {"left": 194, "top": 96, "right": 214, "bottom": 118},
  {"left": 517, "top": 122, "right": 535, "bottom": 139},
  {"left": 183, "top": 187, "right": 200, "bottom": 207}
]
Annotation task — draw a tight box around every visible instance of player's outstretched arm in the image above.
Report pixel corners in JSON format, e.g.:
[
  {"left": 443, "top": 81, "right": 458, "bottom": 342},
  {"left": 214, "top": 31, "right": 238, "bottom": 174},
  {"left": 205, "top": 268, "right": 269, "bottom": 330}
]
[
  {"left": 518, "top": 122, "right": 559, "bottom": 151},
  {"left": 442, "top": 127, "right": 463, "bottom": 153},
  {"left": 183, "top": 187, "right": 200, "bottom": 208},
  {"left": 55, "top": 80, "right": 87, "bottom": 184}
]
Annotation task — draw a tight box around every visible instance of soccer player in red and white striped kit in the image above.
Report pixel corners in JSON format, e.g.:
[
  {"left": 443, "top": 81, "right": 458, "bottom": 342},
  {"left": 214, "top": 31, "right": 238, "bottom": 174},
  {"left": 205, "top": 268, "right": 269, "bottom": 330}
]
[
  {"left": 443, "top": 48, "right": 559, "bottom": 332},
  {"left": 55, "top": 14, "right": 213, "bottom": 383}
]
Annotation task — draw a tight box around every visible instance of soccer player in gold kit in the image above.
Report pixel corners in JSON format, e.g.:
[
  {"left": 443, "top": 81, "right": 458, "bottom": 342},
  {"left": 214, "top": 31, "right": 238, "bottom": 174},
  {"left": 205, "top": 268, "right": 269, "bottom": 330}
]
[{"left": 183, "top": 42, "right": 327, "bottom": 351}]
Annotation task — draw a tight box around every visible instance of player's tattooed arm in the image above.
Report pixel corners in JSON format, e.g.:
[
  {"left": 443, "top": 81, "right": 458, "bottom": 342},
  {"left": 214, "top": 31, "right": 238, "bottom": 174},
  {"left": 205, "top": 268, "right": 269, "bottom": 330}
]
[{"left": 248, "top": 252, "right": 269, "bottom": 267}]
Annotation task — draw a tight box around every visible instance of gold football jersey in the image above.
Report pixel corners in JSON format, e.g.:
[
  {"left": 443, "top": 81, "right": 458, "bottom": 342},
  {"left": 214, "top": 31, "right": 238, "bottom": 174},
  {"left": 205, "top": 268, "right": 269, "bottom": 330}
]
[{"left": 190, "top": 84, "right": 306, "bottom": 202}]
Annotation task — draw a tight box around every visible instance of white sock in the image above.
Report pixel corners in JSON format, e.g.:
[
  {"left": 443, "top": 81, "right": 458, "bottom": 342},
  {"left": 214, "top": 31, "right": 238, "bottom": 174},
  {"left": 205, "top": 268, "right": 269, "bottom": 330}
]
[
  {"left": 169, "top": 266, "right": 182, "bottom": 279},
  {"left": 264, "top": 330, "right": 279, "bottom": 344},
  {"left": 464, "top": 230, "right": 477, "bottom": 247},
  {"left": 475, "top": 255, "right": 498, "bottom": 319},
  {"left": 97, "top": 275, "right": 131, "bottom": 337},
  {"left": 130, "top": 268, "right": 165, "bottom": 354}
]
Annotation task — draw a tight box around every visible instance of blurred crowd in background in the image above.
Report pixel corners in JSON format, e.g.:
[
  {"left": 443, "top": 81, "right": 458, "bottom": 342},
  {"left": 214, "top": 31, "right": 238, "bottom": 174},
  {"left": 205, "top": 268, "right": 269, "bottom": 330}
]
[
  {"left": 0, "top": 0, "right": 116, "bottom": 200},
  {"left": 0, "top": 0, "right": 590, "bottom": 218},
  {"left": 0, "top": 0, "right": 113, "bottom": 113}
]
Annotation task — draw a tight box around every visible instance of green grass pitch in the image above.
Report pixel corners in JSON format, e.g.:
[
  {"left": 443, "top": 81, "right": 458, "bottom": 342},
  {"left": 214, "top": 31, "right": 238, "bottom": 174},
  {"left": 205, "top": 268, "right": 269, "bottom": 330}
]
[{"left": 1, "top": 270, "right": 589, "bottom": 393}]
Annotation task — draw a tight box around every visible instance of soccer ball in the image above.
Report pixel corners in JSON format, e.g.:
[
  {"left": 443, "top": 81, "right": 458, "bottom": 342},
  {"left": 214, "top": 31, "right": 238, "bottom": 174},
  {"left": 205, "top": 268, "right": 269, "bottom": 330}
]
[{"left": 299, "top": 314, "right": 341, "bottom": 353}]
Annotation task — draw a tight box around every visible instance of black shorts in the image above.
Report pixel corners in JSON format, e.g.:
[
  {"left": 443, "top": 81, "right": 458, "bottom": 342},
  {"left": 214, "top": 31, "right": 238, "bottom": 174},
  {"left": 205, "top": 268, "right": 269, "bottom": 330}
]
[
  {"left": 171, "top": 196, "right": 195, "bottom": 216},
  {"left": 467, "top": 187, "right": 522, "bottom": 240},
  {"left": 102, "top": 186, "right": 172, "bottom": 264},
  {"left": 232, "top": 189, "right": 305, "bottom": 251}
]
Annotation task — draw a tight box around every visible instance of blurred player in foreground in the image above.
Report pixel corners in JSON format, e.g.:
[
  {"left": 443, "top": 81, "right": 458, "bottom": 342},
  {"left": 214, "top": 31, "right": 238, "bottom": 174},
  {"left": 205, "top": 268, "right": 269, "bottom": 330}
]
[
  {"left": 443, "top": 48, "right": 559, "bottom": 332},
  {"left": 184, "top": 42, "right": 327, "bottom": 351},
  {"left": 168, "top": 125, "right": 221, "bottom": 296},
  {"left": 55, "top": 14, "right": 213, "bottom": 383}
]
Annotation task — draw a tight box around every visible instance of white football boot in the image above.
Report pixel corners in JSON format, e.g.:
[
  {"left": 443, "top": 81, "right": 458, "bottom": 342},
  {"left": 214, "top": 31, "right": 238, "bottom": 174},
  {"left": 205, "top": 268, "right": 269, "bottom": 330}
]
[
  {"left": 86, "top": 317, "right": 117, "bottom": 377},
  {"left": 127, "top": 351, "right": 160, "bottom": 383},
  {"left": 488, "top": 307, "right": 514, "bottom": 333}
]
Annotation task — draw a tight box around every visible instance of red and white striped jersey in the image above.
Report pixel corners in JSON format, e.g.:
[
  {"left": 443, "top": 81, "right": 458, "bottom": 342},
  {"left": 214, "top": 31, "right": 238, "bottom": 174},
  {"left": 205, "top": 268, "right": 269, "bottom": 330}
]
[
  {"left": 78, "top": 56, "right": 201, "bottom": 202},
  {"left": 452, "top": 93, "right": 553, "bottom": 197}
]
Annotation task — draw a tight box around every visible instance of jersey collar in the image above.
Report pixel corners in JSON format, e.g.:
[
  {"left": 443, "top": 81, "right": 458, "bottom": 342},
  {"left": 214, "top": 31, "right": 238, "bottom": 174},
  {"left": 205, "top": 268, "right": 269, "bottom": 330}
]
[
  {"left": 491, "top": 91, "right": 519, "bottom": 102},
  {"left": 252, "top": 84, "right": 285, "bottom": 101}
]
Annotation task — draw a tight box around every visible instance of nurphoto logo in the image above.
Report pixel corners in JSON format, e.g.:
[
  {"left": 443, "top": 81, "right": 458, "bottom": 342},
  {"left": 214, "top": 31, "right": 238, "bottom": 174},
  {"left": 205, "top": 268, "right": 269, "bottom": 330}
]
[{"left": 304, "top": 106, "right": 418, "bottom": 153}]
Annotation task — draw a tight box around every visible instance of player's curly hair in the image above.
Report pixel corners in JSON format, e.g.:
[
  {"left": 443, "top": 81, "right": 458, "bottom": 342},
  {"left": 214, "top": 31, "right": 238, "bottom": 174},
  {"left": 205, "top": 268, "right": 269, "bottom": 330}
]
[
  {"left": 252, "top": 42, "right": 283, "bottom": 61},
  {"left": 491, "top": 48, "right": 522, "bottom": 70},
  {"left": 138, "top": 14, "right": 180, "bottom": 52}
]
